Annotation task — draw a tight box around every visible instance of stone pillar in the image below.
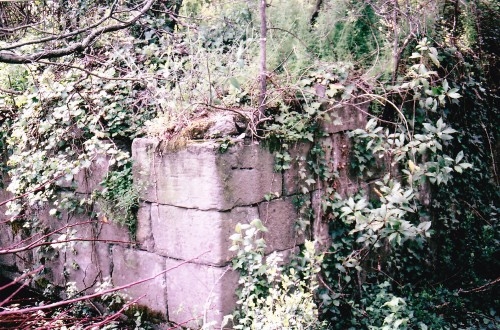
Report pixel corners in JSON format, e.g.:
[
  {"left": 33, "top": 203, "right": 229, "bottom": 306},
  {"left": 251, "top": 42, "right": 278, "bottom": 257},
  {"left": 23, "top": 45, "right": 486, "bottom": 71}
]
[{"left": 130, "top": 139, "right": 304, "bottom": 327}]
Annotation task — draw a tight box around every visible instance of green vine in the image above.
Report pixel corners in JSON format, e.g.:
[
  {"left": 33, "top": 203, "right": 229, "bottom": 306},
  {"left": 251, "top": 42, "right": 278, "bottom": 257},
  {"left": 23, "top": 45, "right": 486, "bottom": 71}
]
[{"left": 93, "top": 161, "right": 139, "bottom": 238}]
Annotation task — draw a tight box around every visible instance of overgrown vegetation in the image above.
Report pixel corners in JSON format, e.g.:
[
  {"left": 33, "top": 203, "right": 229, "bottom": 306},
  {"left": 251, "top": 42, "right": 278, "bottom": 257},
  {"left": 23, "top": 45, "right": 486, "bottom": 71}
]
[
  {"left": 229, "top": 219, "right": 326, "bottom": 329},
  {"left": 94, "top": 161, "right": 140, "bottom": 237},
  {"left": 0, "top": 0, "right": 498, "bottom": 328}
]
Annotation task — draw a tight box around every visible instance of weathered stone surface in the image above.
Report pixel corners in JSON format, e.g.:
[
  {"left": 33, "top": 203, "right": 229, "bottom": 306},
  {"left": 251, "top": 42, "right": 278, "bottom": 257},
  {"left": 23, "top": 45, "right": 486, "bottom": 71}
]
[
  {"left": 319, "top": 134, "right": 360, "bottom": 196},
  {"left": 112, "top": 246, "right": 167, "bottom": 314},
  {"left": 0, "top": 224, "right": 19, "bottom": 269},
  {"left": 0, "top": 189, "right": 20, "bottom": 270},
  {"left": 151, "top": 204, "right": 258, "bottom": 266},
  {"left": 258, "top": 197, "right": 305, "bottom": 253},
  {"left": 65, "top": 242, "right": 112, "bottom": 291},
  {"left": 165, "top": 259, "right": 239, "bottom": 327},
  {"left": 136, "top": 202, "right": 154, "bottom": 251},
  {"left": 319, "top": 134, "right": 347, "bottom": 174},
  {"left": 320, "top": 102, "right": 366, "bottom": 134},
  {"left": 1, "top": 126, "right": 371, "bottom": 327},
  {"left": 40, "top": 252, "right": 66, "bottom": 289},
  {"left": 97, "top": 221, "right": 131, "bottom": 243},
  {"left": 205, "top": 113, "right": 239, "bottom": 138},
  {"left": 133, "top": 139, "right": 281, "bottom": 210},
  {"left": 43, "top": 212, "right": 112, "bottom": 290},
  {"left": 131, "top": 138, "right": 159, "bottom": 201},
  {"left": 74, "top": 154, "right": 110, "bottom": 194},
  {"left": 0, "top": 187, "right": 12, "bottom": 221},
  {"left": 0, "top": 189, "right": 17, "bottom": 269}
]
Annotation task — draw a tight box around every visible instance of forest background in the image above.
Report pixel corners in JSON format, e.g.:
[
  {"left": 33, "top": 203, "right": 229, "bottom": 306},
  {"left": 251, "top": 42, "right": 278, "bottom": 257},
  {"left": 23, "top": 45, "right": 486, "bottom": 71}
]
[{"left": 0, "top": 0, "right": 498, "bottom": 329}]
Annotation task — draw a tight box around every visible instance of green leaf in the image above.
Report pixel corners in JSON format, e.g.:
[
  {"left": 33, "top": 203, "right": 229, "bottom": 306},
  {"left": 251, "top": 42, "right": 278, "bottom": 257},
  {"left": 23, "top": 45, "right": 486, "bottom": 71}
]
[
  {"left": 409, "top": 52, "right": 422, "bottom": 59},
  {"left": 250, "top": 219, "right": 268, "bottom": 232},
  {"left": 305, "top": 178, "right": 316, "bottom": 186},
  {"left": 229, "top": 77, "right": 241, "bottom": 90},
  {"left": 428, "top": 53, "right": 440, "bottom": 67},
  {"left": 447, "top": 88, "right": 461, "bottom": 99},
  {"left": 460, "top": 163, "right": 473, "bottom": 169}
]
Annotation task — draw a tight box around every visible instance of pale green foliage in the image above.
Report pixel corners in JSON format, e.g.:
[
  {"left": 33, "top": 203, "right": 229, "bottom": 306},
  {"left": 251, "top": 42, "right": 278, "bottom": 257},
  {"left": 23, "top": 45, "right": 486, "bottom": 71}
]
[
  {"left": 229, "top": 219, "right": 326, "bottom": 329},
  {"left": 2, "top": 31, "right": 151, "bottom": 220},
  {"left": 364, "top": 282, "right": 415, "bottom": 330},
  {"left": 265, "top": 0, "right": 317, "bottom": 75},
  {"left": 330, "top": 175, "right": 432, "bottom": 250},
  {"left": 323, "top": 42, "right": 472, "bottom": 273},
  {"left": 93, "top": 161, "right": 139, "bottom": 236},
  {"left": 144, "top": 2, "right": 260, "bottom": 133}
]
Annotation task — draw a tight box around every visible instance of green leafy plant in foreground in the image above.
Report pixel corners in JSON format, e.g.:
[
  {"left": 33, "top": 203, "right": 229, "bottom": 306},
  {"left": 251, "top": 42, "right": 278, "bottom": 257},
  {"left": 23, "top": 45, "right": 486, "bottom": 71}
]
[{"left": 229, "top": 219, "right": 326, "bottom": 329}]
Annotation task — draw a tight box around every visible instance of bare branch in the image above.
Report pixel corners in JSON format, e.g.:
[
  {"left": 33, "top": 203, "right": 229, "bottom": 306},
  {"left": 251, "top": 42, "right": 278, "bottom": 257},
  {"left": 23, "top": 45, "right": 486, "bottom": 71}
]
[
  {"left": 0, "top": 0, "right": 157, "bottom": 64},
  {"left": 0, "top": 251, "right": 209, "bottom": 316},
  {"left": 0, "top": 236, "right": 134, "bottom": 255},
  {"left": 37, "top": 60, "right": 142, "bottom": 81},
  {"left": 0, "top": 1, "right": 118, "bottom": 52},
  {"left": 0, "top": 265, "right": 44, "bottom": 292},
  {"left": 0, "top": 21, "right": 41, "bottom": 33},
  {"left": 458, "top": 276, "right": 500, "bottom": 294},
  {"left": 0, "top": 85, "right": 22, "bottom": 95},
  {"left": 258, "top": 0, "right": 267, "bottom": 119}
]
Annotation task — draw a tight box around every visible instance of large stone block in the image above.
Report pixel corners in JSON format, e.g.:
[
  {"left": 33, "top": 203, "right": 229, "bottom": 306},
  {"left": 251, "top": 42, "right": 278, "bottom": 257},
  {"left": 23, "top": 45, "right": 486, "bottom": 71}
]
[
  {"left": 97, "top": 220, "right": 131, "bottom": 244},
  {"left": 258, "top": 197, "right": 305, "bottom": 253},
  {"left": 165, "top": 259, "right": 239, "bottom": 328},
  {"left": 111, "top": 246, "right": 167, "bottom": 314},
  {"left": 320, "top": 102, "right": 366, "bottom": 134},
  {"left": 65, "top": 242, "right": 112, "bottom": 292},
  {"left": 132, "top": 139, "right": 281, "bottom": 210},
  {"left": 39, "top": 211, "right": 112, "bottom": 291},
  {"left": 151, "top": 204, "right": 258, "bottom": 266}
]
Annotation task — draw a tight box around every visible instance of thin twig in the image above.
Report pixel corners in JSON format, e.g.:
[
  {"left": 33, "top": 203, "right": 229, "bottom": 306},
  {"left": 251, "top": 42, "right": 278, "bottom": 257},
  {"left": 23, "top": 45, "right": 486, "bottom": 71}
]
[
  {"left": 37, "top": 60, "right": 142, "bottom": 82},
  {"left": 458, "top": 276, "right": 500, "bottom": 294}
]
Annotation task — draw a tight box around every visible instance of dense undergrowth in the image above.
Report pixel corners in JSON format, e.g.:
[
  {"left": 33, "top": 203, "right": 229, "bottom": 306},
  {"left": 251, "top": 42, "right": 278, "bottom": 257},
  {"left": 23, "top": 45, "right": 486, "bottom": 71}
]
[{"left": 0, "top": 0, "right": 498, "bottom": 329}]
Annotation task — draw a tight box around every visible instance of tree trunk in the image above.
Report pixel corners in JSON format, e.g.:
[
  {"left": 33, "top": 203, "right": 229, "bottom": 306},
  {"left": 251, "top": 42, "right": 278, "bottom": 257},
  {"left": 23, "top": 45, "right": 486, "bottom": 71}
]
[{"left": 258, "top": 0, "right": 267, "bottom": 119}]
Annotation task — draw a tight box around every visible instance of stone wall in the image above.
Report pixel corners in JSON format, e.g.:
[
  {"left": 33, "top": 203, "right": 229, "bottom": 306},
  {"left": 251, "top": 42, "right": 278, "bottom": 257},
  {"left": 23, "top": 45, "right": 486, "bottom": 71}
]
[
  {"left": 130, "top": 138, "right": 306, "bottom": 326},
  {"left": 0, "top": 140, "right": 308, "bottom": 327},
  {"left": 0, "top": 103, "right": 366, "bottom": 328}
]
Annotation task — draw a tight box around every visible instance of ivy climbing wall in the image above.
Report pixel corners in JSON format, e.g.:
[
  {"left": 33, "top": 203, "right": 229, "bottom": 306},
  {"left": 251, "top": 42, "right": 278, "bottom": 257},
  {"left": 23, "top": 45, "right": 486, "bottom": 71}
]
[{"left": 0, "top": 103, "right": 366, "bottom": 327}]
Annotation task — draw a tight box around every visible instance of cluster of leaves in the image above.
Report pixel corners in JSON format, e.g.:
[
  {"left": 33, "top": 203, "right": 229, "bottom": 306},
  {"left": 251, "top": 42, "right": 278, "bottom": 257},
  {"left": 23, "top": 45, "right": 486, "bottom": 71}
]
[
  {"left": 93, "top": 161, "right": 139, "bottom": 237},
  {"left": 312, "top": 14, "right": 498, "bottom": 330},
  {"left": 229, "top": 219, "right": 326, "bottom": 329},
  {"left": 253, "top": 2, "right": 498, "bottom": 329}
]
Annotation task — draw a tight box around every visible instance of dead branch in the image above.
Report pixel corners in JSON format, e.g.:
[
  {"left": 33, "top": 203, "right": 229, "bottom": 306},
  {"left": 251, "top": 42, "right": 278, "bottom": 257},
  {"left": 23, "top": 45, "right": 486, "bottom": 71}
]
[
  {"left": 0, "top": 0, "right": 157, "bottom": 64},
  {"left": 0, "top": 250, "right": 209, "bottom": 316},
  {"left": 258, "top": 0, "right": 267, "bottom": 119},
  {"left": 458, "top": 276, "right": 500, "bottom": 294},
  {"left": 0, "top": 236, "right": 134, "bottom": 255}
]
